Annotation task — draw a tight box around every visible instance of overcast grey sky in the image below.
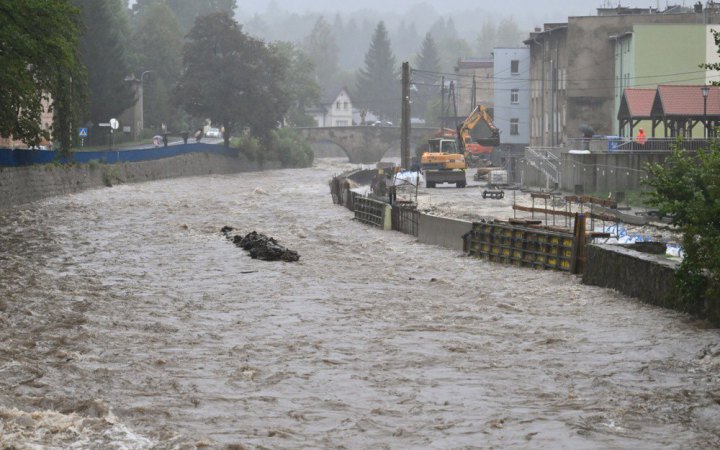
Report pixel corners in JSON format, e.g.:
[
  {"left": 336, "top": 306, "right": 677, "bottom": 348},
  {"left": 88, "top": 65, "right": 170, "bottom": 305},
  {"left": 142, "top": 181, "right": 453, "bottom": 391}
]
[{"left": 237, "top": 0, "right": 673, "bottom": 24}]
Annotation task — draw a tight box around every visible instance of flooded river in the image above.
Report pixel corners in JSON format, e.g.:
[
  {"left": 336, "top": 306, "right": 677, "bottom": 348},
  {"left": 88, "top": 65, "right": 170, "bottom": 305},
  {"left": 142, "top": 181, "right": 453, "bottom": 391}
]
[{"left": 1, "top": 159, "right": 719, "bottom": 448}]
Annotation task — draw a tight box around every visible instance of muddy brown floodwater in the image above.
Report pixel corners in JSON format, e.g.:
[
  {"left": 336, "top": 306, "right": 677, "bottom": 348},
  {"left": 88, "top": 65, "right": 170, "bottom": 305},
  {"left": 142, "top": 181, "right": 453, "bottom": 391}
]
[{"left": 1, "top": 158, "right": 719, "bottom": 449}]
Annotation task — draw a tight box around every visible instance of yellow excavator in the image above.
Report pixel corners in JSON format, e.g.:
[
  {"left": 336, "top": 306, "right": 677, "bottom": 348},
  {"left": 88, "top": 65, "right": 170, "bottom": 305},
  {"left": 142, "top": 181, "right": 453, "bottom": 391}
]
[
  {"left": 419, "top": 106, "right": 501, "bottom": 188},
  {"left": 420, "top": 130, "right": 467, "bottom": 188},
  {"left": 457, "top": 105, "right": 500, "bottom": 165}
]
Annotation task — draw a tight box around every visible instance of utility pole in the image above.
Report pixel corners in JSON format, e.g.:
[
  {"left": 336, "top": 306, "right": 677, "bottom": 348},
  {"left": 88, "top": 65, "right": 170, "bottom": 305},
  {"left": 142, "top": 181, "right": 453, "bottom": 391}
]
[
  {"left": 448, "top": 81, "right": 458, "bottom": 128},
  {"left": 440, "top": 76, "right": 445, "bottom": 129},
  {"left": 471, "top": 74, "right": 477, "bottom": 113},
  {"left": 401, "top": 62, "right": 411, "bottom": 169}
]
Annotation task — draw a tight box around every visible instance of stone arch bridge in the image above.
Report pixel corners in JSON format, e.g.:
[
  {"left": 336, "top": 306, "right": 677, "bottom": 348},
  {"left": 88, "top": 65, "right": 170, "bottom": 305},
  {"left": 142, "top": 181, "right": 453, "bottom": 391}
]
[{"left": 296, "top": 126, "right": 438, "bottom": 164}]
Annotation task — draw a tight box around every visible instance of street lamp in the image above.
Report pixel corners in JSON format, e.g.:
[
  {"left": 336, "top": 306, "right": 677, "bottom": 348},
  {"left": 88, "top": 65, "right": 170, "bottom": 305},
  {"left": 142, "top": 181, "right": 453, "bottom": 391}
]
[
  {"left": 702, "top": 85, "right": 709, "bottom": 139},
  {"left": 139, "top": 70, "right": 154, "bottom": 134}
]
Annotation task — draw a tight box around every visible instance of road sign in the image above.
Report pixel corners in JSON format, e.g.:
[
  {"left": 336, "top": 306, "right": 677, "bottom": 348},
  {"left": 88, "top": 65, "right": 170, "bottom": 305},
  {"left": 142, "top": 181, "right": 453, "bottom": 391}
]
[
  {"left": 109, "top": 118, "right": 119, "bottom": 130},
  {"left": 78, "top": 127, "right": 88, "bottom": 137}
]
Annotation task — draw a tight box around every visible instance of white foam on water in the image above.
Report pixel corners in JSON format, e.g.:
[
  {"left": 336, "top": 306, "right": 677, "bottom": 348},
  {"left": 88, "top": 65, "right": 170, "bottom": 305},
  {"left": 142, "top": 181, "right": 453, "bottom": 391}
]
[{"left": 0, "top": 407, "right": 155, "bottom": 449}]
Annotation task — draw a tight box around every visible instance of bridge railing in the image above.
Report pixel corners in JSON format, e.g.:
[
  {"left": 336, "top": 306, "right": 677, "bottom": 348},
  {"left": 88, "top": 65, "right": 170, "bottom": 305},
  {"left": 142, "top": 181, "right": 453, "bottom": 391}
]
[{"left": 0, "top": 143, "right": 234, "bottom": 167}]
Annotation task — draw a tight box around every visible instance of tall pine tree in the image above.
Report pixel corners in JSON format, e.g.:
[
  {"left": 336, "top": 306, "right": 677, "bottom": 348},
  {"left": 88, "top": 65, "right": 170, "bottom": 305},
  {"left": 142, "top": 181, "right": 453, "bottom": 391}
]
[
  {"left": 302, "top": 18, "right": 340, "bottom": 90},
  {"left": 355, "top": 22, "right": 399, "bottom": 121},
  {"left": 413, "top": 33, "right": 441, "bottom": 118}
]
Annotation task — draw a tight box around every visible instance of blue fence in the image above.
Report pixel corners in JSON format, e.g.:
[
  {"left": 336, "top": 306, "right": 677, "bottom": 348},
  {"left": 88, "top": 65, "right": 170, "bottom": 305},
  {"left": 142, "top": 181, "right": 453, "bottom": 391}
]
[{"left": 0, "top": 143, "right": 237, "bottom": 167}]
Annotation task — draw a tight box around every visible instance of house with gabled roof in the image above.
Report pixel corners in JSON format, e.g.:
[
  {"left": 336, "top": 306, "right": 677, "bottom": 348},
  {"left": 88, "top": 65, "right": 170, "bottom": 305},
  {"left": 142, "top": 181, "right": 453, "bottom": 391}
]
[
  {"left": 618, "top": 85, "right": 720, "bottom": 138},
  {"left": 617, "top": 88, "right": 656, "bottom": 137},
  {"left": 307, "top": 87, "right": 354, "bottom": 127}
]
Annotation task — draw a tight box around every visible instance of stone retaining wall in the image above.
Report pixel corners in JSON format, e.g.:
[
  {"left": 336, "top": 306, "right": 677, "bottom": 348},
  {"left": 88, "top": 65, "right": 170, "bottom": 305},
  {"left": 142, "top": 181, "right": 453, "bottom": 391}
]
[
  {"left": 0, "top": 152, "right": 273, "bottom": 210},
  {"left": 583, "top": 244, "right": 720, "bottom": 325}
]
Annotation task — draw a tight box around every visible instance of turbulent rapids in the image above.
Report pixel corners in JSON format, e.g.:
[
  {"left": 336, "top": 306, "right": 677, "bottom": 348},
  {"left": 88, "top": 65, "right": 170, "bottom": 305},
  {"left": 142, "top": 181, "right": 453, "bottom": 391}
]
[{"left": 0, "top": 158, "right": 718, "bottom": 448}]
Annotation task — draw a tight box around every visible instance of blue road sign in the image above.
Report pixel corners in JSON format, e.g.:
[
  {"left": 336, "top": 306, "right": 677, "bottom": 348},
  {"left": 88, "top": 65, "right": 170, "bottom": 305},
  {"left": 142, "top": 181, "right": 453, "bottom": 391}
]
[{"left": 78, "top": 127, "right": 88, "bottom": 138}]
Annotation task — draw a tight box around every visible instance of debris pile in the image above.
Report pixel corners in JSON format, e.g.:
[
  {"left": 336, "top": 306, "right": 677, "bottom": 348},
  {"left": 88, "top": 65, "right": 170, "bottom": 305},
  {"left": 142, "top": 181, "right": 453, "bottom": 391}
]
[{"left": 221, "top": 226, "right": 300, "bottom": 262}]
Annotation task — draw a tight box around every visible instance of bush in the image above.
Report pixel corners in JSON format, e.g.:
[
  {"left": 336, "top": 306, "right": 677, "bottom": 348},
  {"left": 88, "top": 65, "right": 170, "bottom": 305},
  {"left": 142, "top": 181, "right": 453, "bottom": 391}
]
[
  {"left": 230, "top": 129, "right": 313, "bottom": 168},
  {"left": 270, "top": 128, "right": 314, "bottom": 168},
  {"left": 645, "top": 143, "right": 720, "bottom": 307},
  {"left": 231, "top": 135, "right": 264, "bottom": 164}
]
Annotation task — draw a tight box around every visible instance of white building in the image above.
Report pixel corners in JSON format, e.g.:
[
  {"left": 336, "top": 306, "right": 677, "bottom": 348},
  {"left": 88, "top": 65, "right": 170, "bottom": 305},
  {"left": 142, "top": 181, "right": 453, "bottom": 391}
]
[{"left": 308, "top": 87, "right": 354, "bottom": 127}]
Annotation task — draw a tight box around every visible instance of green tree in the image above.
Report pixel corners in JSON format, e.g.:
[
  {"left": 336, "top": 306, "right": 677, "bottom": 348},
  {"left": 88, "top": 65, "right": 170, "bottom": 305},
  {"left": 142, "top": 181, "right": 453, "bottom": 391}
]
[
  {"left": 302, "top": 17, "right": 340, "bottom": 89},
  {"left": 74, "top": 0, "right": 136, "bottom": 135},
  {"left": 476, "top": 20, "right": 497, "bottom": 57},
  {"left": 131, "top": 0, "right": 237, "bottom": 30},
  {"left": 413, "top": 33, "right": 441, "bottom": 118},
  {"left": 0, "top": 0, "right": 87, "bottom": 149},
  {"left": 495, "top": 17, "right": 523, "bottom": 48},
  {"left": 131, "top": 2, "right": 183, "bottom": 131},
  {"left": 645, "top": 145, "right": 720, "bottom": 307},
  {"left": 355, "top": 21, "right": 399, "bottom": 121},
  {"left": 273, "top": 43, "right": 320, "bottom": 127},
  {"left": 175, "top": 12, "right": 290, "bottom": 147}
]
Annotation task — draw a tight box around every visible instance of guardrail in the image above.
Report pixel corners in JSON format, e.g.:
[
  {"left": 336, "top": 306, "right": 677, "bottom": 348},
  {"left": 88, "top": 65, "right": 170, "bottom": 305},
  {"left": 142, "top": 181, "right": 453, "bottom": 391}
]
[
  {"left": 525, "top": 146, "right": 561, "bottom": 188},
  {"left": 566, "top": 137, "right": 711, "bottom": 153},
  {"left": 0, "top": 143, "right": 236, "bottom": 167}
]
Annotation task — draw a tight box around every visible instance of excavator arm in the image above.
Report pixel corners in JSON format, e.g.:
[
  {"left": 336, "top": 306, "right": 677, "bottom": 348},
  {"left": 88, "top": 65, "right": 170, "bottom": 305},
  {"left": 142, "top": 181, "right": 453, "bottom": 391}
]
[{"left": 457, "top": 105, "right": 500, "bottom": 150}]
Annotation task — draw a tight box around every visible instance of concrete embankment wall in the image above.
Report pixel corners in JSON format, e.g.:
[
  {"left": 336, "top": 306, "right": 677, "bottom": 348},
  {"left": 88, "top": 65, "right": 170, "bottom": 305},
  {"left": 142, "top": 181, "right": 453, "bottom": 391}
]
[
  {"left": 583, "top": 244, "right": 720, "bottom": 326},
  {"left": 0, "top": 152, "right": 271, "bottom": 210},
  {"left": 332, "top": 170, "right": 718, "bottom": 326},
  {"left": 417, "top": 214, "right": 472, "bottom": 252},
  {"left": 522, "top": 150, "right": 669, "bottom": 193}
]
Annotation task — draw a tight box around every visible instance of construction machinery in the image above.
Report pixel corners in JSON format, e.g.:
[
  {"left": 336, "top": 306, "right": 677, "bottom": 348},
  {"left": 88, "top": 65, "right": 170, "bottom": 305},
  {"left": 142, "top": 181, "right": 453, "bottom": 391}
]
[
  {"left": 457, "top": 105, "right": 500, "bottom": 166},
  {"left": 420, "top": 137, "right": 467, "bottom": 188},
  {"left": 417, "top": 106, "right": 499, "bottom": 188}
]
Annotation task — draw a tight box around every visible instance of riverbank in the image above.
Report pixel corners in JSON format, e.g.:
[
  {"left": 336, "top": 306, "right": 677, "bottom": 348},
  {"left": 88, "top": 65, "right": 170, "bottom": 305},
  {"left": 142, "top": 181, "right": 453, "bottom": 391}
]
[
  {"left": 333, "top": 163, "right": 720, "bottom": 326},
  {"left": 0, "top": 152, "right": 277, "bottom": 210}
]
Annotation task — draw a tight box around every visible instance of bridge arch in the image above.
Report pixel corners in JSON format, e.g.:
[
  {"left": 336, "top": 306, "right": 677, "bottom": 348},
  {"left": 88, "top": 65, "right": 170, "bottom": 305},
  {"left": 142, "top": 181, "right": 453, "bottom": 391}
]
[{"left": 296, "top": 126, "right": 437, "bottom": 164}]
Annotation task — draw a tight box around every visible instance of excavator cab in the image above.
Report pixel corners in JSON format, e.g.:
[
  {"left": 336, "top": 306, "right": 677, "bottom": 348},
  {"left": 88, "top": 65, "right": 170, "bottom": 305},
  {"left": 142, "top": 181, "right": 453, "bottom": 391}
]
[{"left": 428, "top": 138, "right": 458, "bottom": 154}]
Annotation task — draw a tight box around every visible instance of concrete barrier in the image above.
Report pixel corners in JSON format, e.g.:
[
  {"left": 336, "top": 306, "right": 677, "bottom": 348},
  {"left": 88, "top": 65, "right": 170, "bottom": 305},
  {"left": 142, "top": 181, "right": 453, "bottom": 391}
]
[{"left": 418, "top": 214, "right": 473, "bottom": 251}]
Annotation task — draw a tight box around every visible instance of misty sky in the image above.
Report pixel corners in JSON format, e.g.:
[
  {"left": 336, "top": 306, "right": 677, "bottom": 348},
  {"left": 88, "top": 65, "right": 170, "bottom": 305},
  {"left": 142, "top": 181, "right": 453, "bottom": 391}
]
[{"left": 237, "top": 1, "right": 675, "bottom": 25}]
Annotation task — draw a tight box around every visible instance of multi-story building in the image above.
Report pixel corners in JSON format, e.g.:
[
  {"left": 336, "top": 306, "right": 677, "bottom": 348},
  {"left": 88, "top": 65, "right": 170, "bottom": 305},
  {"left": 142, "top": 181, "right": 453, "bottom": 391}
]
[
  {"left": 454, "top": 58, "right": 494, "bottom": 116},
  {"left": 613, "top": 23, "right": 720, "bottom": 136},
  {"left": 525, "top": 5, "right": 720, "bottom": 147},
  {"left": 493, "top": 47, "right": 531, "bottom": 153}
]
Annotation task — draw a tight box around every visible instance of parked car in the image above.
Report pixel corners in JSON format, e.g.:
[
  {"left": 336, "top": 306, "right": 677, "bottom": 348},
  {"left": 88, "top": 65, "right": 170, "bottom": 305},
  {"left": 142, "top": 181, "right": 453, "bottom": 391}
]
[{"left": 205, "top": 127, "right": 221, "bottom": 138}]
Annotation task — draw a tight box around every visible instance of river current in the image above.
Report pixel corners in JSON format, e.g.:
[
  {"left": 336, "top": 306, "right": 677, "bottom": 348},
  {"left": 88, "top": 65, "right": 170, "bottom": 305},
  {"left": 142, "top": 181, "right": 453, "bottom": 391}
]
[{"left": 0, "top": 159, "right": 718, "bottom": 448}]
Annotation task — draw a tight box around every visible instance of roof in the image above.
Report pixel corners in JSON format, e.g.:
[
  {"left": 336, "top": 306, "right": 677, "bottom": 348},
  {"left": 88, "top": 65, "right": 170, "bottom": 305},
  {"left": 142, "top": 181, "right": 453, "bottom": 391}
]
[
  {"left": 456, "top": 58, "right": 493, "bottom": 70},
  {"left": 319, "top": 86, "right": 353, "bottom": 106},
  {"left": 523, "top": 24, "right": 568, "bottom": 44},
  {"left": 651, "top": 85, "right": 720, "bottom": 117},
  {"left": 617, "top": 88, "right": 655, "bottom": 119}
]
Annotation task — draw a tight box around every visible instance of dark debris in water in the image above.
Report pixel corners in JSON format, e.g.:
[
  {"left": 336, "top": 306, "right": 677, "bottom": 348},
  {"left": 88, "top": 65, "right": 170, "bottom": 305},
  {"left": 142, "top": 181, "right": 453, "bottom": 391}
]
[{"left": 221, "top": 227, "right": 300, "bottom": 262}]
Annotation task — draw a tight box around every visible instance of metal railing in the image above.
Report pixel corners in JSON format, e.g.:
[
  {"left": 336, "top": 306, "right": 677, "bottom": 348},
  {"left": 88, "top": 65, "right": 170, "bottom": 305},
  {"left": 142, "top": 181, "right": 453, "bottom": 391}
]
[
  {"left": 566, "top": 137, "right": 712, "bottom": 153},
  {"left": 525, "top": 146, "right": 561, "bottom": 188}
]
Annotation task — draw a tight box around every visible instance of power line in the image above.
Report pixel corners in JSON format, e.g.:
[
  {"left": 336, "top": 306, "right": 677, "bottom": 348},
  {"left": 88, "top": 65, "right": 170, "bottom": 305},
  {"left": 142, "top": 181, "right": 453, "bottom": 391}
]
[{"left": 411, "top": 67, "right": 716, "bottom": 84}]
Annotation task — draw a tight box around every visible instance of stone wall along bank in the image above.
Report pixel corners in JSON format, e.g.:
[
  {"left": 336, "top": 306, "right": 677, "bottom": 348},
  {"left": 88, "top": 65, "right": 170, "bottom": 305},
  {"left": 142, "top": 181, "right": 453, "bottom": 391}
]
[
  {"left": 583, "top": 244, "right": 720, "bottom": 326},
  {"left": 0, "top": 153, "right": 272, "bottom": 210}
]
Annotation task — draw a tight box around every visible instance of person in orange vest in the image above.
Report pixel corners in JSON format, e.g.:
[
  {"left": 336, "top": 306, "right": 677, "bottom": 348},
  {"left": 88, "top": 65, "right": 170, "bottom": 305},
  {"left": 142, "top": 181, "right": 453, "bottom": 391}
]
[{"left": 636, "top": 128, "right": 647, "bottom": 145}]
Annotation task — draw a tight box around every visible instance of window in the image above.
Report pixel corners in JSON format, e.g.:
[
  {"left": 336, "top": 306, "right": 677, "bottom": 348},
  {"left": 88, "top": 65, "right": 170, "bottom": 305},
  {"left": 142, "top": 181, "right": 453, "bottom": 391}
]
[
  {"left": 511, "top": 89, "right": 519, "bottom": 104},
  {"left": 510, "top": 118, "right": 519, "bottom": 136},
  {"left": 336, "top": 101, "right": 341, "bottom": 109},
  {"left": 343, "top": 102, "right": 348, "bottom": 110},
  {"left": 511, "top": 59, "right": 519, "bottom": 74},
  {"left": 336, "top": 120, "right": 349, "bottom": 126}
]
